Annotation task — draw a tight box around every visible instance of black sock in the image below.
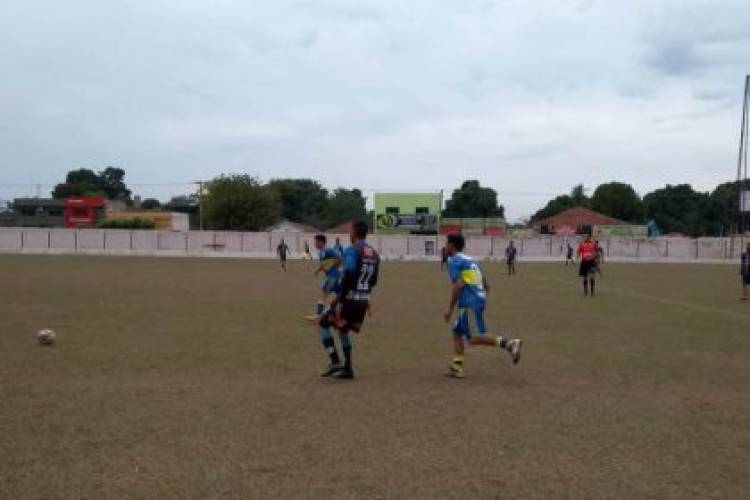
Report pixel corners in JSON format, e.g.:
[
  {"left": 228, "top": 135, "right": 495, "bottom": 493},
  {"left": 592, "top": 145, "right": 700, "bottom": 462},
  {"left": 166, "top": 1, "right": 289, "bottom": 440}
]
[
  {"left": 322, "top": 336, "right": 340, "bottom": 365},
  {"left": 341, "top": 333, "right": 352, "bottom": 370},
  {"left": 590, "top": 278, "right": 595, "bottom": 295},
  {"left": 583, "top": 280, "right": 589, "bottom": 294}
]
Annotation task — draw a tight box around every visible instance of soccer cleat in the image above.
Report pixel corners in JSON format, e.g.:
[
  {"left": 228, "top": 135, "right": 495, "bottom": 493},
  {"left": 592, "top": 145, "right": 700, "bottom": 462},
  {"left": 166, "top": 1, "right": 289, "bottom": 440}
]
[
  {"left": 508, "top": 339, "right": 523, "bottom": 365},
  {"left": 320, "top": 364, "right": 343, "bottom": 377},
  {"left": 304, "top": 314, "right": 320, "bottom": 324},
  {"left": 332, "top": 368, "right": 354, "bottom": 380},
  {"left": 446, "top": 362, "right": 465, "bottom": 379}
]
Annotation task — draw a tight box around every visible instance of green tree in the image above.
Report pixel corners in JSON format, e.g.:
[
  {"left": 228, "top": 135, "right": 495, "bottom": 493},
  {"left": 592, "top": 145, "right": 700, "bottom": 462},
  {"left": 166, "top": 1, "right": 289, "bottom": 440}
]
[
  {"left": 643, "top": 184, "right": 707, "bottom": 237},
  {"left": 141, "top": 198, "right": 162, "bottom": 210},
  {"left": 98, "top": 167, "right": 131, "bottom": 200},
  {"left": 707, "top": 180, "right": 750, "bottom": 235},
  {"left": 532, "top": 184, "right": 589, "bottom": 221},
  {"left": 51, "top": 167, "right": 131, "bottom": 200},
  {"left": 321, "top": 188, "right": 367, "bottom": 228},
  {"left": 268, "top": 179, "right": 329, "bottom": 227},
  {"left": 52, "top": 168, "right": 106, "bottom": 198},
  {"left": 203, "top": 174, "right": 281, "bottom": 230},
  {"left": 590, "top": 182, "right": 644, "bottom": 222},
  {"left": 443, "top": 180, "right": 504, "bottom": 218}
]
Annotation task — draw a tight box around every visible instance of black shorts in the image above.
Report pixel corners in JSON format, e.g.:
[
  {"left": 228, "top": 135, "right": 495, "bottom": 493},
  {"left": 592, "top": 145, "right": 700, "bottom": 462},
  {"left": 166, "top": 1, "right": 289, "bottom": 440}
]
[
  {"left": 320, "top": 299, "right": 369, "bottom": 333},
  {"left": 743, "top": 274, "right": 750, "bottom": 286},
  {"left": 579, "top": 259, "right": 596, "bottom": 277}
]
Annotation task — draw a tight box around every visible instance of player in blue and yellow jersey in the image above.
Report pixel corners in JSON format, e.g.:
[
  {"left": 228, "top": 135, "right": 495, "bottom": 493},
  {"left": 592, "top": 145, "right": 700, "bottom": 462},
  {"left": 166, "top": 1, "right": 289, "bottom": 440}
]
[
  {"left": 313, "top": 234, "right": 341, "bottom": 315},
  {"left": 317, "top": 221, "right": 379, "bottom": 380},
  {"left": 443, "top": 234, "right": 522, "bottom": 378}
]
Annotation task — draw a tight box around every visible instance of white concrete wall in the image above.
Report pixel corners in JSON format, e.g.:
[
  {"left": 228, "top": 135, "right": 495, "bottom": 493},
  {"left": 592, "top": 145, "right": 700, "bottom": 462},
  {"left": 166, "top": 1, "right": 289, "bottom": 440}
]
[{"left": 0, "top": 227, "right": 747, "bottom": 262}]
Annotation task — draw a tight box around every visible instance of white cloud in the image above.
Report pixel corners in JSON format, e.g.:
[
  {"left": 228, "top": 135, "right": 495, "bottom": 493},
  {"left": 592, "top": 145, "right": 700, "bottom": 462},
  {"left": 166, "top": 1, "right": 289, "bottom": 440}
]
[{"left": 0, "top": 0, "right": 748, "bottom": 219}]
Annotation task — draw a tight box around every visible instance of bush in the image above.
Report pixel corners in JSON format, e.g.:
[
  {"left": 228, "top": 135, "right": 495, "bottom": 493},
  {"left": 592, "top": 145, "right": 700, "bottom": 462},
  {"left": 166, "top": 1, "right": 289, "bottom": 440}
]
[{"left": 99, "top": 218, "right": 155, "bottom": 229}]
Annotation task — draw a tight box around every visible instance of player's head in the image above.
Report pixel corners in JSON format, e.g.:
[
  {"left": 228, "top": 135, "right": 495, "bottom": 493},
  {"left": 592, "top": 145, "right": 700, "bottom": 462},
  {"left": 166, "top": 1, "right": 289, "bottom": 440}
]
[
  {"left": 314, "top": 234, "right": 326, "bottom": 250},
  {"left": 445, "top": 233, "right": 465, "bottom": 255},
  {"left": 350, "top": 221, "right": 368, "bottom": 243},
  {"left": 509, "top": 240, "right": 514, "bottom": 247}
]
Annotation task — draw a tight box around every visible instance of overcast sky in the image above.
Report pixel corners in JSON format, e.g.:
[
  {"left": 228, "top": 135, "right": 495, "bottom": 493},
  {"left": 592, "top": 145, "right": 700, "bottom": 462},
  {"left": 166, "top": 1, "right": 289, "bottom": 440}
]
[{"left": 1, "top": 0, "right": 748, "bottom": 220}]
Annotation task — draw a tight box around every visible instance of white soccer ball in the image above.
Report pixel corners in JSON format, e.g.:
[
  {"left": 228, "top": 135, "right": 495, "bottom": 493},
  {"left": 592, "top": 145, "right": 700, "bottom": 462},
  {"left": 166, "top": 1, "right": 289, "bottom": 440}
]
[{"left": 37, "top": 329, "right": 56, "bottom": 346}]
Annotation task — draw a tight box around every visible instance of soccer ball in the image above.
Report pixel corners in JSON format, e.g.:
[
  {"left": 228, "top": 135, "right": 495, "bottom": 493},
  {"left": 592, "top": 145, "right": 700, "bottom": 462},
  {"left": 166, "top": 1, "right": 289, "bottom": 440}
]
[{"left": 37, "top": 329, "right": 56, "bottom": 346}]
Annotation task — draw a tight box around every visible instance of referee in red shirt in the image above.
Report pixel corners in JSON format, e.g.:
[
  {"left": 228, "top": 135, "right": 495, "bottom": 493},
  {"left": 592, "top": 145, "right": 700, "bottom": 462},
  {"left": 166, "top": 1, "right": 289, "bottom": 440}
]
[{"left": 577, "top": 234, "right": 598, "bottom": 296}]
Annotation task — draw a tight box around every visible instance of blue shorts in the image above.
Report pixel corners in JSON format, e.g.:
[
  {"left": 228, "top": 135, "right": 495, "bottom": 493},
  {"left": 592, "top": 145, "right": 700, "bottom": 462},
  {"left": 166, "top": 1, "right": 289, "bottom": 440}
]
[
  {"left": 321, "top": 276, "right": 340, "bottom": 294},
  {"left": 452, "top": 306, "right": 487, "bottom": 338}
]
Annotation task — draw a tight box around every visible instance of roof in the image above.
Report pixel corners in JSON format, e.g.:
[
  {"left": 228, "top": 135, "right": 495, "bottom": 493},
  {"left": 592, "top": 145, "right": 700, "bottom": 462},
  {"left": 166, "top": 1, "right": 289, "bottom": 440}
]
[
  {"left": 13, "top": 198, "right": 64, "bottom": 208},
  {"left": 326, "top": 220, "right": 355, "bottom": 234},
  {"left": 536, "top": 207, "right": 627, "bottom": 229},
  {"left": 268, "top": 219, "right": 320, "bottom": 233}
]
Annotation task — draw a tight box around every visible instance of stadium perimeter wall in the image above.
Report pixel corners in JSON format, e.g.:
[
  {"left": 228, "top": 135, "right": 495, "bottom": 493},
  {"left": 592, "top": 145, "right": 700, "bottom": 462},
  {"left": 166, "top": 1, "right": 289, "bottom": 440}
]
[{"left": 0, "top": 227, "right": 746, "bottom": 263}]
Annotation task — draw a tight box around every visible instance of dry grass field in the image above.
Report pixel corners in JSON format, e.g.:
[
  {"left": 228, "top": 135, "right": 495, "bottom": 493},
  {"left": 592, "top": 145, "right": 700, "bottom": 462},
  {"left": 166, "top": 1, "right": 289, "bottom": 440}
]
[{"left": 1, "top": 255, "right": 749, "bottom": 499}]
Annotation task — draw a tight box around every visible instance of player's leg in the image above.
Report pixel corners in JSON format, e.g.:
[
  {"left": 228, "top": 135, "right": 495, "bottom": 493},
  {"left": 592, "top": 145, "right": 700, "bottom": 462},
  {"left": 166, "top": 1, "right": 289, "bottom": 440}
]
[
  {"left": 318, "top": 310, "right": 342, "bottom": 376},
  {"left": 580, "top": 262, "right": 589, "bottom": 295},
  {"left": 448, "top": 310, "right": 469, "bottom": 378},
  {"left": 331, "top": 301, "right": 366, "bottom": 380},
  {"left": 589, "top": 275, "right": 596, "bottom": 296},
  {"left": 467, "top": 308, "right": 523, "bottom": 364}
]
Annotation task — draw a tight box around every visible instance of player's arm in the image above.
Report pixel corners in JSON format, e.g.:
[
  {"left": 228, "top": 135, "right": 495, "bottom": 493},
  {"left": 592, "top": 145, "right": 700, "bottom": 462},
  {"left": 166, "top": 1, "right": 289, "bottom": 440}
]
[
  {"left": 339, "top": 248, "right": 359, "bottom": 298},
  {"left": 443, "top": 280, "right": 463, "bottom": 322},
  {"left": 482, "top": 275, "right": 491, "bottom": 294}
]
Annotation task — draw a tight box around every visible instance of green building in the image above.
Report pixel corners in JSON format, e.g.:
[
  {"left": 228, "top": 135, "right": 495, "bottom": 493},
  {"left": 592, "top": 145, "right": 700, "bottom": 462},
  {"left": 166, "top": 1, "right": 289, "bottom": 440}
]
[{"left": 373, "top": 192, "right": 442, "bottom": 234}]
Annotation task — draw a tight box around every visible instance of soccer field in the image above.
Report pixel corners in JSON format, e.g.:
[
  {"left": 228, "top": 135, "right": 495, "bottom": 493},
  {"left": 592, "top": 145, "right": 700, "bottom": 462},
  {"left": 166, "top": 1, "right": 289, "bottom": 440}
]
[{"left": 1, "top": 256, "right": 749, "bottom": 500}]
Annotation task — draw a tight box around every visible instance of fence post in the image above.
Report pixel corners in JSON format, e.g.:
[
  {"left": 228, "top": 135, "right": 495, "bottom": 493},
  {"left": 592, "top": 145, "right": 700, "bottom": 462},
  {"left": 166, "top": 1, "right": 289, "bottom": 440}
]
[
  {"left": 520, "top": 239, "right": 525, "bottom": 256},
  {"left": 74, "top": 229, "right": 78, "bottom": 253},
  {"left": 636, "top": 239, "right": 640, "bottom": 258},
  {"left": 130, "top": 231, "right": 134, "bottom": 252},
  {"left": 47, "top": 230, "right": 51, "bottom": 250},
  {"left": 103, "top": 231, "right": 107, "bottom": 250},
  {"left": 185, "top": 232, "right": 189, "bottom": 253}
]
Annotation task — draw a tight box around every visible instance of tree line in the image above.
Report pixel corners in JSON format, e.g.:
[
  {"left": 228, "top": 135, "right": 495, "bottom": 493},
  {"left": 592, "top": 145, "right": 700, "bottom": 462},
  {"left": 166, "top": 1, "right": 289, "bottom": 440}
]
[
  {"left": 532, "top": 181, "right": 750, "bottom": 237},
  {"left": 47, "top": 167, "right": 749, "bottom": 236}
]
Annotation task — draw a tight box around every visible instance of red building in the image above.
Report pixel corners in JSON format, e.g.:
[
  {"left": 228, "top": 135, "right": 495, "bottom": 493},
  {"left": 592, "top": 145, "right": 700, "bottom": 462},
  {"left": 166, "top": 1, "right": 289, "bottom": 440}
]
[{"left": 64, "top": 197, "right": 107, "bottom": 228}]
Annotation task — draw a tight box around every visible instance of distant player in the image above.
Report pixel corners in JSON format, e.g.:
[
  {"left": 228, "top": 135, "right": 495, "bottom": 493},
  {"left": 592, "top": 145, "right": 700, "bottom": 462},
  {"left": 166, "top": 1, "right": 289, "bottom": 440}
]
[
  {"left": 276, "top": 239, "right": 291, "bottom": 271},
  {"left": 594, "top": 239, "right": 604, "bottom": 276},
  {"left": 443, "top": 234, "right": 522, "bottom": 379},
  {"left": 313, "top": 234, "right": 341, "bottom": 315},
  {"left": 577, "top": 234, "right": 598, "bottom": 296},
  {"left": 741, "top": 242, "right": 750, "bottom": 300},
  {"left": 317, "top": 221, "right": 380, "bottom": 380},
  {"left": 303, "top": 241, "right": 313, "bottom": 260},
  {"left": 440, "top": 245, "right": 449, "bottom": 271},
  {"left": 333, "top": 237, "right": 344, "bottom": 257},
  {"left": 565, "top": 241, "right": 574, "bottom": 266},
  {"left": 504, "top": 241, "right": 517, "bottom": 276}
]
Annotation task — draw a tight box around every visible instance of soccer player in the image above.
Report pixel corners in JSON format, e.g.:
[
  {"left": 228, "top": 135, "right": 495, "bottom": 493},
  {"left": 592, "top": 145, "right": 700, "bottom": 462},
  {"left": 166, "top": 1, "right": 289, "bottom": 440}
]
[
  {"left": 276, "top": 239, "right": 291, "bottom": 271},
  {"left": 594, "top": 239, "right": 605, "bottom": 276},
  {"left": 577, "top": 234, "right": 598, "bottom": 296},
  {"left": 313, "top": 234, "right": 341, "bottom": 315},
  {"left": 741, "top": 242, "right": 750, "bottom": 300},
  {"left": 504, "top": 241, "right": 517, "bottom": 276},
  {"left": 333, "top": 237, "right": 344, "bottom": 257},
  {"left": 443, "top": 234, "right": 522, "bottom": 379},
  {"left": 440, "top": 244, "right": 449, "bottom": 271},
  {"left": 303, "top": 241, "right": 313, "bottom": 260},
  {"left": 565, "top": 241, "right": 574, "bottom": 266},
  {"left": 317, "top": 221, "right": 380, "bottom": 380}
]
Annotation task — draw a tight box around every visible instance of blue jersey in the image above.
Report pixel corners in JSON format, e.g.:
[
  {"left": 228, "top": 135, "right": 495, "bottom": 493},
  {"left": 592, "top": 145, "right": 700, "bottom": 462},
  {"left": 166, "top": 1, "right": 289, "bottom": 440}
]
[
  {"left": 448, "top": 253, "right": 487, "bottom": 309},
  {"left": 319, "top": 247, "right": 341, "bottom": 279}
]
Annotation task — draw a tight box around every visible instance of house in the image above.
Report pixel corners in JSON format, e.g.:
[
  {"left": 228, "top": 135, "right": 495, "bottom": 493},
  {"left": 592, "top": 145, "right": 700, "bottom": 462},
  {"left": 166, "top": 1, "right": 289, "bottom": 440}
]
[
  {"left": 0, "top": 198, "right": 65, "bottom": 227},
  {"left": 267, "top": 219, "right": 320, "bottom": 234},
  {"left": 534, "top": 207, "right": 627, "bottom": 235}
]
